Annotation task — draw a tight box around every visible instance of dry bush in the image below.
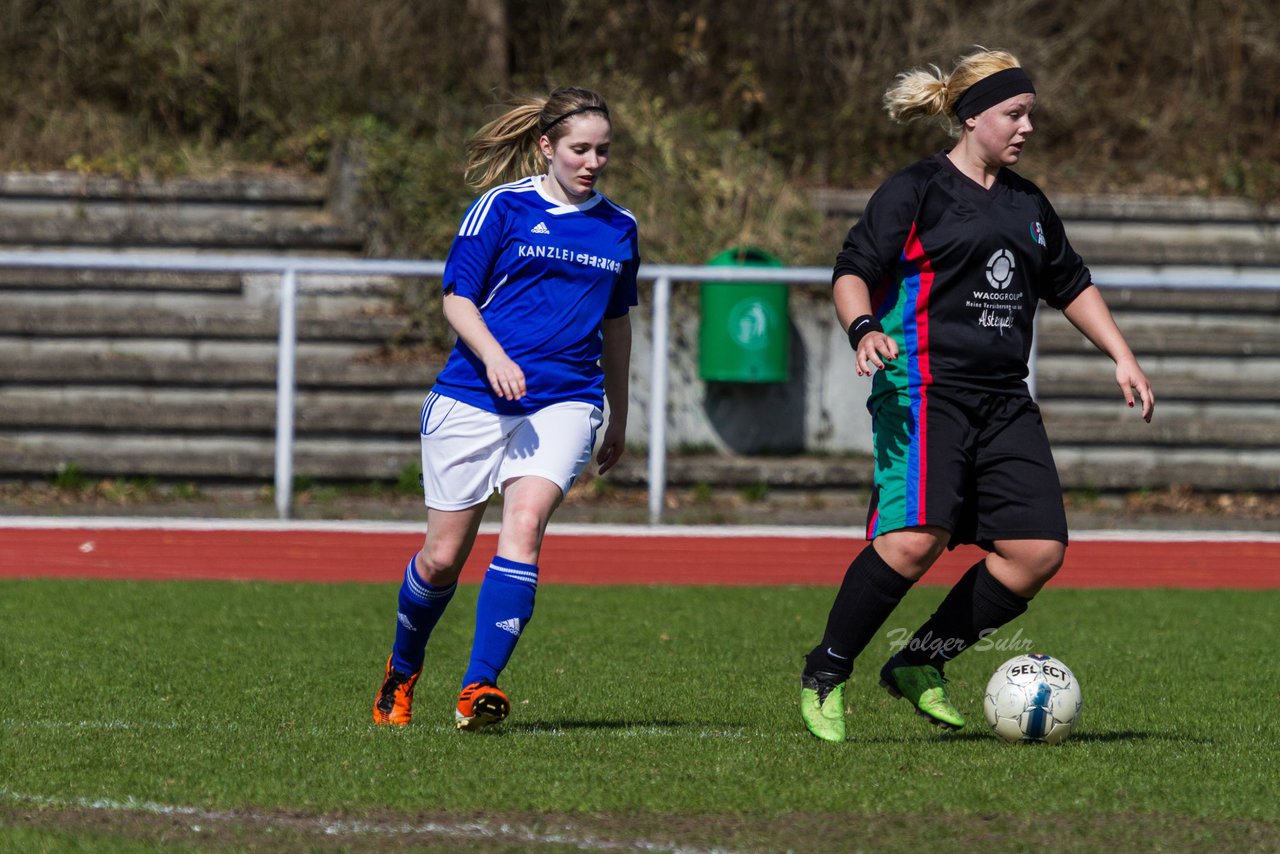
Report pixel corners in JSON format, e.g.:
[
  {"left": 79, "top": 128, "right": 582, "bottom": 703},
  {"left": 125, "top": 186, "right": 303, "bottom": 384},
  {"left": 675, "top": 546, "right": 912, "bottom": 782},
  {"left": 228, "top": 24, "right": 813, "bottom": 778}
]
[
  {"left": 514, "top": 0, "right": 1279, "bottom": 195},
  {"left": 0, "top": 0, "right": 493, "bottom": 167}
]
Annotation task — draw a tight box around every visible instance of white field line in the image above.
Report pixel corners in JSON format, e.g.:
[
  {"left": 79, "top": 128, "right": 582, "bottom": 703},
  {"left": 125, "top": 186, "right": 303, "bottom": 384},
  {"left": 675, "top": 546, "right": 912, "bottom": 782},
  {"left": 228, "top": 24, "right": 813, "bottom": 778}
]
[
  {"left": 1, "top": 516, "right": 1278, "bottom": 542},
  {"left": 0, "top": 787, "right": 743, "bottom": 853}
]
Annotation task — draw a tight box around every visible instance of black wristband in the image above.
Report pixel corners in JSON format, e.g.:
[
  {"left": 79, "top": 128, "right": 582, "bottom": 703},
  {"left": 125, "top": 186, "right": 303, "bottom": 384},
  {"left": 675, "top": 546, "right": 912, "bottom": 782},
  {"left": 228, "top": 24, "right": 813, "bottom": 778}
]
[{"left": 847, "top": 315, "right": 883, "bottom": 351}]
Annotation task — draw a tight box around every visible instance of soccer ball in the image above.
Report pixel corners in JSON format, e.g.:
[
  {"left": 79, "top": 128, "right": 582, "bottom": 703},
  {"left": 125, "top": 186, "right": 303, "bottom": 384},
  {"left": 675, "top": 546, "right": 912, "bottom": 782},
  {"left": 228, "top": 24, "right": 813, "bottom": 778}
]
[{"left": 983, "top": 653, "right": 1083, "bottom": 744}]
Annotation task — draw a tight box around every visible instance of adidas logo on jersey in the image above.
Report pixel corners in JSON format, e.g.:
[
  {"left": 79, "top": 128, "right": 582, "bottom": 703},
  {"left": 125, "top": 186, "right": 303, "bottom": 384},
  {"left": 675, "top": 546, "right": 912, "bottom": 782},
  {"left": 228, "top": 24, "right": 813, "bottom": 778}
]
[
  {"left": 495, "top": 617, "right": 523, "bottom": 636},
  {"left": 530, "top": 221, "right": 551, "bottom": 235}
]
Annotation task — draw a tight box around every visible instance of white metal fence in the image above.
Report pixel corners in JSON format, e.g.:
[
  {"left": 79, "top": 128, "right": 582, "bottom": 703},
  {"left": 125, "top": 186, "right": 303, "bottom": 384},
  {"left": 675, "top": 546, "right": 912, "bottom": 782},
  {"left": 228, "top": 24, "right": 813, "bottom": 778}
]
[{"left": 1, "top": 249, "right": 1277, "bottom": 522}]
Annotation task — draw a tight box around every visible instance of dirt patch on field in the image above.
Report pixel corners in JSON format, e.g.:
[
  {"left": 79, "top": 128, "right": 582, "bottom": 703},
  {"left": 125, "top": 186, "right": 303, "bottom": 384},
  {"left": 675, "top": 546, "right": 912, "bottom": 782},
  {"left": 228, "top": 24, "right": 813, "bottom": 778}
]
[{"left": 4, "top": 803, "right": 1278, "bottom": 852}]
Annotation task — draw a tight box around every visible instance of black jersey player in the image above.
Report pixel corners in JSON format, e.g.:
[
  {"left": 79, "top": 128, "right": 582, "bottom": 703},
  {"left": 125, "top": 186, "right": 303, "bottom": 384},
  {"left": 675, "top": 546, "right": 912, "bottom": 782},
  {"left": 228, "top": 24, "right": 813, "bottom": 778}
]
[{"left": 800, "top": 48, "right": 1154, "bottom": 742}]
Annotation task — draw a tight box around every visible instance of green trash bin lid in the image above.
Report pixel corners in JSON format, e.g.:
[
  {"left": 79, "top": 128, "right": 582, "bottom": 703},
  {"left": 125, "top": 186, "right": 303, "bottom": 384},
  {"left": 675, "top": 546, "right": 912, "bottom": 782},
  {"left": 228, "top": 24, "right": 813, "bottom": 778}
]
[{"left": 707, "top": 247, "right": 783, "bottom": 267}]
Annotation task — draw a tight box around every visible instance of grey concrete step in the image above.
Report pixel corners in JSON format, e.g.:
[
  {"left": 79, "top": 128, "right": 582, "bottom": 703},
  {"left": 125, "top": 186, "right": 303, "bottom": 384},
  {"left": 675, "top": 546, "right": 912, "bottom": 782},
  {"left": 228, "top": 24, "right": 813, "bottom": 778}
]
[
  {"left": 1036, "top": 312, "right": 1280, "bottom": 357},
  {"left": 0, "top": 213, "right": 363, "bottom": 251},
  {"left": 0, "top": 431, "right": 417, "bottom": 481},
  {"left": 1050, "top": 194, "right": 1280, "bottom": 223},
  {"left": 1035, "top": 354, "right": 1280, "bottom": 402},
  {"left": 0, "top": 170, "right": 362, "bottom": 252},
  {"left": 1068, "top": 235, "right": 1280, "bottom": 266},
  {"left": 0, "top": 197, "right": 332, "bottom": 222},
  {"left": 0, "top": 272, "right": 411, "bottom": 330},
  {"left": 0, "top": 171, "right": 329, "bottom": 204},
  {"left": 598, "top": 454, "right": 875, "bottom": 490},
  {"left": 0, "top": 386, "right": 424, "bottom": 436},
  {"left": 1041, "top": 401, "right": 1280, "bottom": 446},
  {"left": 0, "top": 265, "right": 245, "bottom": 294},
  {"left": 1082, "top": 285, "right": 1280, "bottom": 313},
  {"left": 0, "top": 300, "right": 408, "bottom": 341},
  {"left": 0, "top": 339, "right": 434, "bottom": 388},
  {"left": 1053, "top": 446, "right": 1280, "bottom": 491}
]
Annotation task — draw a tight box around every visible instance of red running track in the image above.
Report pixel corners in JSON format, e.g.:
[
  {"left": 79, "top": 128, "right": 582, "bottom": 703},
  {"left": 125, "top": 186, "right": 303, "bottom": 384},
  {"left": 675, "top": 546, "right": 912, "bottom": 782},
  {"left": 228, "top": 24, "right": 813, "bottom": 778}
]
[{"left": 1, "top": 523, "right": 1278, "bottom": 589}]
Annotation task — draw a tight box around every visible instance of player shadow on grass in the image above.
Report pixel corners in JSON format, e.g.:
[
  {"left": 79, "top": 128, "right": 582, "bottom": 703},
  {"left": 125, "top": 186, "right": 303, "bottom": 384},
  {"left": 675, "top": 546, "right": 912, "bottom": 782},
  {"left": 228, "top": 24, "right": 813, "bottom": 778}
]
[
  {"left": 1055, "top": 730, "right": 1202, "bottom": 744},
  {"left": 857, "top": 729, "right": 1173, "bottom": 744}
]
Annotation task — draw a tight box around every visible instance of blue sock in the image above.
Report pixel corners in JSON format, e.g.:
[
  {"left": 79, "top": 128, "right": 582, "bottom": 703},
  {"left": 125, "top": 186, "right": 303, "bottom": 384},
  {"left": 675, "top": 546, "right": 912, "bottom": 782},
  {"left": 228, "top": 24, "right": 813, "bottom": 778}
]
[
  {"left": 390, "top": 554, "right": 456, "bottom": 674},
  {"left": 462, "top": 555, "right": 538, "bottom": 687}
]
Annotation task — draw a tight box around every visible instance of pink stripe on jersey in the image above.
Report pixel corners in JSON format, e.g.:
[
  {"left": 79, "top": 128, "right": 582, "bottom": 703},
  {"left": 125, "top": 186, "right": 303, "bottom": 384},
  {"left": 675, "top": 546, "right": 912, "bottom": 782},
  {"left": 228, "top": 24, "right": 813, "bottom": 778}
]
[{"left": 902, "top": 225, "right": 935, "bottom": 525}]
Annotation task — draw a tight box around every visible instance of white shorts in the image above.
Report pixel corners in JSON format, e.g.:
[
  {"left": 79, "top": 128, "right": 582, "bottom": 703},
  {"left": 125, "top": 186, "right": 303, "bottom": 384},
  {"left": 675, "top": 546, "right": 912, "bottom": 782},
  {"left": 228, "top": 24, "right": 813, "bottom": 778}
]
[{"left": 419, "top": 392, "right": 603, "bottom": 511}]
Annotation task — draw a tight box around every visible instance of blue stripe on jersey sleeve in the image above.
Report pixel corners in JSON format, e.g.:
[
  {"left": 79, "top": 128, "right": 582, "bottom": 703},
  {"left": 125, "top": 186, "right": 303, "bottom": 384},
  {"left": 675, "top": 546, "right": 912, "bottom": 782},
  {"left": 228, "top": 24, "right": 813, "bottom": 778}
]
[{"left": 445, "top": 179, "right": 537, "bottom": 300}]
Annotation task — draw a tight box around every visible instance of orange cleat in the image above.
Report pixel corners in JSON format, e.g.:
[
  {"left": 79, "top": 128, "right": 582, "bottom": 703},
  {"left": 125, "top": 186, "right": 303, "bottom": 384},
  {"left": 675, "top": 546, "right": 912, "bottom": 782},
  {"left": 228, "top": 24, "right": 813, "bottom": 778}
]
[
  {"left": 373, "top": 656, "right": 420, "bottom": 726},
  {"left": 454, "top": 681, "right": 510, "bottom": 731}
]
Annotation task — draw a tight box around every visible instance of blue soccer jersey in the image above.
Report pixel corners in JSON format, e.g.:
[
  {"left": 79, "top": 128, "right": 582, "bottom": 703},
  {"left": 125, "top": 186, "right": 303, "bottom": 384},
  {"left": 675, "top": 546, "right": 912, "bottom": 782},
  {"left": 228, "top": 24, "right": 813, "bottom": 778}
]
[{"left": 432, "top": 175, "right": 640, "bottom": 415}]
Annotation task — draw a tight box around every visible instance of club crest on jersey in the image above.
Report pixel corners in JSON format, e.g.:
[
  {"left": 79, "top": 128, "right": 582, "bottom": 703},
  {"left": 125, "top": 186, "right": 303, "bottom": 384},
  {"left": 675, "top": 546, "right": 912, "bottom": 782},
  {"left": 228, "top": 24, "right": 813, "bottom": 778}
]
[
  {"left": 1030, "top": 222, "right": 1047, "bottom": 247},
  {"left": 985, "top": 249, "right": 1016, "bottom": 290}
]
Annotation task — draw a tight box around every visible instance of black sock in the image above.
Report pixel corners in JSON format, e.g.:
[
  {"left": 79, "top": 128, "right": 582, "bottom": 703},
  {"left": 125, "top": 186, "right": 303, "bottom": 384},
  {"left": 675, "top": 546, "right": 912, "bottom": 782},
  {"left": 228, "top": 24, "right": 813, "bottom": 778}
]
[
  {"left": 899, "top": 559, "right": 1030, "bottom": 668},
  {"left": 805, "top": 545, "right": 915, "bottom": 679}
]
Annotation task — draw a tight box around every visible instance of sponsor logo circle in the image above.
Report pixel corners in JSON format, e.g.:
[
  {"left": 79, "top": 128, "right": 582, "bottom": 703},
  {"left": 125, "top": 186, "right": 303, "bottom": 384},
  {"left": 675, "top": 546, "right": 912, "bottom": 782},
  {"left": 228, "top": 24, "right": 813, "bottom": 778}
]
[{"left": 985, "top": 249, "right": 1015, "bottom": 290}]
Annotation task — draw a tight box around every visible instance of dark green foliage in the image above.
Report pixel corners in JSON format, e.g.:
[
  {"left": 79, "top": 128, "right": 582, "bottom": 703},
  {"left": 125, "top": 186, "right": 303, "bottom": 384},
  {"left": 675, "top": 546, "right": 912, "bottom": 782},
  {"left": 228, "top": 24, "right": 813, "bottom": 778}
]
[{"left": 3, "top": 1, "right": 1275, "bottom": 192}]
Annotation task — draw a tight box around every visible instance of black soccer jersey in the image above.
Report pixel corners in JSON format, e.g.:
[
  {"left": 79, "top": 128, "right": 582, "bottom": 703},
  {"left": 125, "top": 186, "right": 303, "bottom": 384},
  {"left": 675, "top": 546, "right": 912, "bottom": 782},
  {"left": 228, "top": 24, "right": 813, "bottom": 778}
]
[{"left": 834, "top": 152, "right": 1091, "bottom": 403}]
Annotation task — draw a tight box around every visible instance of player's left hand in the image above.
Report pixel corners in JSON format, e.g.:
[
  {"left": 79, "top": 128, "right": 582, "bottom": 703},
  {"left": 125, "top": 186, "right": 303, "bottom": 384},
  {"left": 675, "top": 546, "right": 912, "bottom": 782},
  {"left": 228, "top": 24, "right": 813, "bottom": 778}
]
[
  {"left": 856, "top": 331, "right": 897, "bottom": 377},
  {"left": 485, "top": 354, "right": 526, "bottom": 401},
  {"left": 1115, "top": 357, "right": 1154, "bottom": 422},
  {"left": 595, "top": 421, "right": 626, "bottom": 474}
]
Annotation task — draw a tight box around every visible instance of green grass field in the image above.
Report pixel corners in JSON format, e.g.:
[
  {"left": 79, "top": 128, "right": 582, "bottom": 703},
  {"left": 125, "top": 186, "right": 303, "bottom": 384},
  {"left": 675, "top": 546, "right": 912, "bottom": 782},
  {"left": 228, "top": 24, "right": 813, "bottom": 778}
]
[{"left": 2, "top": 578, "right": 1278, "bottom": 852}]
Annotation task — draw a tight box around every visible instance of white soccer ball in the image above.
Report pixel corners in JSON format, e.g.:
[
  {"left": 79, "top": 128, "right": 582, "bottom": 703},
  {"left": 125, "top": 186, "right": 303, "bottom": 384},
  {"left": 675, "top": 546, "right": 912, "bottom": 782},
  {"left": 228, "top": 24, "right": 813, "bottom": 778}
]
[{"left": 982, "top": 653, "right": 1083, "bottom": 744}]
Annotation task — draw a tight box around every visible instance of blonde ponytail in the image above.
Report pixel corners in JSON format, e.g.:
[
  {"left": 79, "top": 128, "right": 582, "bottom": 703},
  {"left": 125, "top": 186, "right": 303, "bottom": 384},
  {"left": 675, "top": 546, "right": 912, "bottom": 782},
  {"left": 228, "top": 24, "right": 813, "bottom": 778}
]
[
  {"left": 464, "top": 99, "right": 544, "bottom": 189},
  {"left": 464, "top": 87, "right": 611, "bottom": 189},
  {"left": 883, "top": 65, "right": 951, "bottom": 127},
  {"left": 883, "top": 48, "right": 1023, "bottom": 136}
]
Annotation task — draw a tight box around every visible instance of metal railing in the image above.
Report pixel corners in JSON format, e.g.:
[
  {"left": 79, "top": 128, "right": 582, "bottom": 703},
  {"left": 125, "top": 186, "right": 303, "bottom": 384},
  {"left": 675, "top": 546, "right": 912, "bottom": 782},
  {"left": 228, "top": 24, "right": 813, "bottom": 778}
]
[{"left": 1, "top": 249, "right": 1277, "bottom": 522}]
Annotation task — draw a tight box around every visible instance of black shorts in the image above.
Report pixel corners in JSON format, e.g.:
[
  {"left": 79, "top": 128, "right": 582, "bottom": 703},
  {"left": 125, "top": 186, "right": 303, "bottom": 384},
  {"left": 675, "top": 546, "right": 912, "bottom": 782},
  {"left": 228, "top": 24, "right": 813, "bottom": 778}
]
[{"left": 867, "top": 387, "right": 1068, "bottom": 550}]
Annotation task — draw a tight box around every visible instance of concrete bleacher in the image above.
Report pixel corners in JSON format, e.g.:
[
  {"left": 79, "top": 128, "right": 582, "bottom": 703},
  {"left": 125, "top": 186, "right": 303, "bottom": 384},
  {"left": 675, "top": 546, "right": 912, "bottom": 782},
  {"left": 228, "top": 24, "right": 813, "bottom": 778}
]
[
  {"left": 0, "top": 172, "right": 1276, "bottom": 495},
  {"left": 1036, "top": 287, "right": 1280, "bottom": 491},
  {"left": 0, "top": 171, "right": 363, "bottom": 253},
  {"left": 0, "top": 171, "right": 429, "bottom": 484}
]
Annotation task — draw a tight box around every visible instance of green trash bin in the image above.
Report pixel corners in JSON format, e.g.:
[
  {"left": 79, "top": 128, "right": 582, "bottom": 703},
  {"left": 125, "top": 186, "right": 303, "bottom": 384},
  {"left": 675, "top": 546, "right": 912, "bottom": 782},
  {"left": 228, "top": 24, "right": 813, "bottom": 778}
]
[{"left": 699, "top": 246, "right": 790, "bottom": 382}]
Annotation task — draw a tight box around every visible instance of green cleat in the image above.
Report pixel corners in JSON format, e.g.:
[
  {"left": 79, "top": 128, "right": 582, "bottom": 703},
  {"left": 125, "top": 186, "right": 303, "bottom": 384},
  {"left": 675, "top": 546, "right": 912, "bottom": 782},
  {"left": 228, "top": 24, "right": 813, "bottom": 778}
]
[
  {"left": 800, "top": 671, "right": 848, "bottom": 742},
  {"left": 878, "top": 653, "right": 965, "bottom": 730}
]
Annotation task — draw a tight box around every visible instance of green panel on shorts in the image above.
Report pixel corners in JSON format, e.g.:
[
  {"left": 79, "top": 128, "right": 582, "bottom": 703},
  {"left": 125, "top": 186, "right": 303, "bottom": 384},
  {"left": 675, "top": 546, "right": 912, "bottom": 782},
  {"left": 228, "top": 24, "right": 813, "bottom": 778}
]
[{"left": 870, "top": 395, "right": 918, "bottom": 535}]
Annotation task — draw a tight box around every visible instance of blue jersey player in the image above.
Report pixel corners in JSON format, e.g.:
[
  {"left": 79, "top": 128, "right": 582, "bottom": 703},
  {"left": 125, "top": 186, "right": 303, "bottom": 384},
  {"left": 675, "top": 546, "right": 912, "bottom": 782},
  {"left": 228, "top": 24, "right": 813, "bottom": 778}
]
[{"left": 374, "top": 87, "right": 639, "bottom": 730}]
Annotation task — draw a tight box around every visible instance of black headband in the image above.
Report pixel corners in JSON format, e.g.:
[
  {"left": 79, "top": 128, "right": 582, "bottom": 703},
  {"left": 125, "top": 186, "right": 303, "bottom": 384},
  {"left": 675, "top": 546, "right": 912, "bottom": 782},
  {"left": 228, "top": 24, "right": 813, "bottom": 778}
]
[
  {"left": 539, "top": 105, "right": 609, "bottom": 135},
  {"left": 953, "top": 67, "right": 1036, "bottom": 120}
]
